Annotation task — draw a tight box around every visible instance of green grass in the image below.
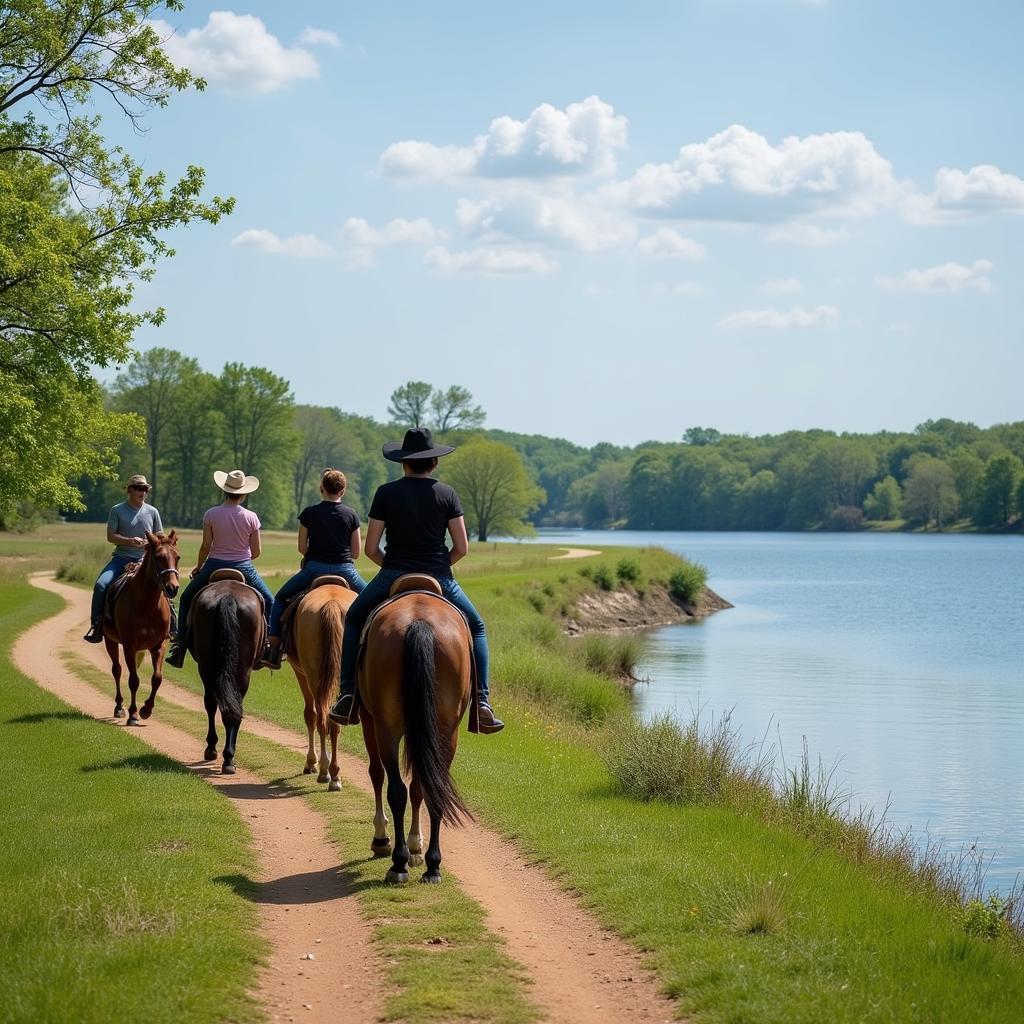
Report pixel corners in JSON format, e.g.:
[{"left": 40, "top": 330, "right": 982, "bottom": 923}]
[{"left": 0, "top": 573, "right": 262, "bottom": 1024}]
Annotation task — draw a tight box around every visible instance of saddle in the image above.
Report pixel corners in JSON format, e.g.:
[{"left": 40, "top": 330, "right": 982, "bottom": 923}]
[
  {"left": 191, "top": 568, "right": 268, "bottom": 670},
  {"left": 102, "top": 559, "right": 142, "bottom": 624},
  {"left": 355, "top": 574, "right": 481, "bottom": 733},
  {"left": 280, "top": 575, "right": 351, "bottom": 657}
]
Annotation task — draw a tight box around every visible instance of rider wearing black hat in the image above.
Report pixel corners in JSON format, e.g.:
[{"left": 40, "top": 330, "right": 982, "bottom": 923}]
[{"left": 329, "top": 427, "right": 503, "bottom": 733}]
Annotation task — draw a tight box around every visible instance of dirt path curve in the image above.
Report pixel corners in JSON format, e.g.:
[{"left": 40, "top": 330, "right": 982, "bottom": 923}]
[
  {"left": 44, "top": 574, "right": 677, "bottom": 1024},
  {"left": 550, "top": 547, "right": 602, "bottom": 560},
  {"left": 15, "top": 574, "right": 382, "bottom": 1024}
]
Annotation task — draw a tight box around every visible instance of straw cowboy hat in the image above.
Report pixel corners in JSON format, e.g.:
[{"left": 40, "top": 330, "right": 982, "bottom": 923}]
[
  {"left": 125, "top": 474, "right": 151, "bottom": 490},
  {"left": 213, "top": 469, "right": 260, "bottom": 495},
  {"left": 382, "top": 427, "right": 455, "bottom": 463}
]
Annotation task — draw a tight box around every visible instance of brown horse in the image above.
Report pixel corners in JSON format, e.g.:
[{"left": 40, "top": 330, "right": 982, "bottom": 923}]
[
  {"left": 359, "top": 588, "right": 473, "bottom": 884},
  {"left": 286, "top": 582, "right": 356, "bottom": 790},
  {"left": 189, "top": 575, "right": 266, "bottom": 775},
  {"left": 103, "top": 531, "right": 180, "bottom": 725}
]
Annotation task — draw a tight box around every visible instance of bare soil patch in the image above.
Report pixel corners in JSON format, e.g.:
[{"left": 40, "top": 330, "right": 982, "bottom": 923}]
[{"left": 565, "top": 584, "right": 732, "bottom": 635}]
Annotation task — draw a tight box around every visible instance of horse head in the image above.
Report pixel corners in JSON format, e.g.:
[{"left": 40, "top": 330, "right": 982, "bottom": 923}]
[{"left": 147, "top": 530, "right": 181, "bottom": 599}]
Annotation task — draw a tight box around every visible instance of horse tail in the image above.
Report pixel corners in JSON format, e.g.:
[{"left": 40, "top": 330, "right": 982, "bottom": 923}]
[
  {"left": 316, "top": 599, "right": 344, "bottom": 735},
  {"left": 401, "top": 619, "right": 470, "bottom": 827},
  {"left": 212, "top": 595, "right": 244, "bottom": 721}
]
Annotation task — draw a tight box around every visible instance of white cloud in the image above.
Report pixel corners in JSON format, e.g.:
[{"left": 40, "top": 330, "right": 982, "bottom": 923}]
[
  {"left": 379, "top": 96, "right": 628, "bottom": 180},
  {"left": 455, "top": 193, "right": 634, "bottom": 252},
  {"left": 886, "top": 322, "right": 912, "bottom": 334},
  {"left": 610, "top": 125, "right": 902, "bottom": 222},
  {"left": 299, "top": 26, "right": 341, "bottom": 48},
  {"left": 905, "top": 164, "right": 1024, "bottom": 224},
  {"left": 153, "top": 12, "right": 319, "bottom": 94},
  {"left": 652, "top": 281, "right": 710, "bottom": 296},
  {"left": 636, "top": 228, "right": 706, "bottom": 260},
  {"left": 231, "top": 229, "right": 334, "bottom": 259},
  {"left": 765, "top": 223, "right": 850, "bottom": 245},
  {"left": 342, "top": 217, "right": 441, "bottom": 246},
  {"left": 759, "top": 276, "right": 803, "bottom": 294},
  {"left": 425, "top": 246, "right": 557, "bottom": 275},
  {"left": 876, "top": 259, "right": 993, "bottom": 294},
  {"left": 717, "top": 304, "right": 840, "bottom": 329}
]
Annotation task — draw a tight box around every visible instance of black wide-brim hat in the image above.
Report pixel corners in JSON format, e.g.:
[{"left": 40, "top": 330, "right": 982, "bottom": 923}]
[{"left": 382, "top": 427, "right": 456, "bottom": 463}]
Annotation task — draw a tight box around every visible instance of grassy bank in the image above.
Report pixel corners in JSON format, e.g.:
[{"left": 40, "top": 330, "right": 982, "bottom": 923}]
[{"left": 0, "top": 572, "right": 262, "bottom": 1024}]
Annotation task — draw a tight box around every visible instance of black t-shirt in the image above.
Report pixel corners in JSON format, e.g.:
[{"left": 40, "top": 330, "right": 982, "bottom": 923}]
[
  {"left": 298, "top": 501, "right": 361, "bottom": 563},
  {"left": 368, "top": 477, "right": 463, "bottom": 577}
]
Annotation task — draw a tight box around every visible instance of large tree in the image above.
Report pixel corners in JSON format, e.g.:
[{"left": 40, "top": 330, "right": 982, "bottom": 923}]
[
  {"left": 387, "top": 381, "right": 433, "bottom": 428},
  {"left": 0, "top": 1, "right": 232, "bottom": 513},
  {"left": 431, "top": 385, "right": 485, "bottom": 436},
  {"left": 902, "top": 455, "right": 958, "bottom": 530},
  {"left": 976, "top": 453, "right": 1022, "bottom": 527},
  {"left": 443, "top": 440, "right": 544, "bottom": 542}
]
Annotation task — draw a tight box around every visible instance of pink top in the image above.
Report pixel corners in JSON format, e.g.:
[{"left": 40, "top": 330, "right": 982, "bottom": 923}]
[{"left": 203, "top": 503, "right": 261, "bottom": 561}]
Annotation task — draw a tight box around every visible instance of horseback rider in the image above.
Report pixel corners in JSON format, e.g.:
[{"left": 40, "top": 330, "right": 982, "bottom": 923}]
[
  {"left": 262, "top": 467, "right": 367, "bottom": 669},
  {"left": 166, "top": 469, "right": 275, "bottom": 669},
  {"left": 84, "top": 474, "right": 175, "bottom": 643},
  {"left": 328, "top": 428, "right": 504, "bottom": 734}
]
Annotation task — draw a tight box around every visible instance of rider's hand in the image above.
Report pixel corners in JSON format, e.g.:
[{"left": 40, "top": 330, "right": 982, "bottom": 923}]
[{"left": 131, "top": 536, "right": 147, "bottom": 548}]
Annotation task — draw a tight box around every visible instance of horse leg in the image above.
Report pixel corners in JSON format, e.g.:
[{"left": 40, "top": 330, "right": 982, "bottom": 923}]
[
  {"left": 362, "top": 715, "right": 390, "bottom": 856},
  {"left": 125, "top": 646, "right": 141, "bottom": 726},
  {"left": 316, "top": 713, "right": 330, "bottom": 785},
  {"left": 422, "top": 806, "right": 443, "bottom": 884},
  {"left": 139, "top": 645, "right": 164, "bottom": 720},
  {"left": 203, "top": 687, "right": 218, "bottom": 761},
  {"left": 106, "top": 638, "right": 125, "bottom": 718},
  {"left": 408, "top": 777, "right": 424, "bottom": 868},
  {"left": 295, "top": 670, "right": 318, "bottom": 775},
  {"left": 221, "top": 714, "right": 240, "bottom": 775},
  {"left": 380, "top": 735, "right": 409, "bottom": 884},
  {"left": 327, "top": 721, "right": 341, "bottom": 792}
]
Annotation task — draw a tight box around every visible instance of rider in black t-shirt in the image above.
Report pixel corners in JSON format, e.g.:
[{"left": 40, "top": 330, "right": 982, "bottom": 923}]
[{"left": 329, "top": 428, "right": 503, "bottom": 734}]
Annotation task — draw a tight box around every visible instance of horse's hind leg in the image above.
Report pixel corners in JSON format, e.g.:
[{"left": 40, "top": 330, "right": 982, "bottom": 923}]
[
  {"left": 106, "top": 639, "right": 125, "bottom": 718},
  {"left": 125, "top": 646, "right": 141, "bottom": 726},
  {"left": 139, "top": 646, "right": 164, "bottom": 720},
  {"left": 203, "top": 686, "right": 218, "bottom": 761},
  {"left": 221, "top": 715, "right": 240, "bottom": 775},
  {"left": 380, "top": 735, "right": 409, "bottom": 884},
  {"left": 327, "top": 721, "right": 341, "bottom": 792},
  {"left": 408, "top": 777, "right": 424, "bottom": 868},
  {"left": 295, "top": 670, "right": 318, "bottom": 775},
  {"left": 422, "top": 806, "right": 443, "bottom": 885},
  {"left": 362, "top": 716, "right": 390, "bottom": 856}
]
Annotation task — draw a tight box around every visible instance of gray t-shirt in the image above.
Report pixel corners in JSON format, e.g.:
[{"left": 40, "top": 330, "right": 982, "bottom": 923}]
[{"left": 107, "top": 501, "right": 163, "bottom": 561}]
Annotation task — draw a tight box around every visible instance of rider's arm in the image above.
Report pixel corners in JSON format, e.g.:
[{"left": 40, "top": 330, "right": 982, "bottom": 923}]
[
  {"left": 191, "top": 522, "right": 214, "bottom": 578},
  {"left": 349, "top": 526, "right": 362, "bottom": 561},
  {"left": 364, "top": 518, "right": 385, "bottom": 567},
  {"left": 448, "top": 516, "right": 469, "bottom": 566},
  {"left": 107, "top": 526, "right": 146, "bottom": 548},
  {"left": 250, "top": 529, "right": 262, "bottom": 561},
  {"left": 297, "top": 524, "right": 309, "bottom": 556}
]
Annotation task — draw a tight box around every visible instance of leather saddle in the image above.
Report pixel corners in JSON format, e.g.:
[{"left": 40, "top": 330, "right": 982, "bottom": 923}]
[{"left": 103, "top": 559, "right": 142, "bottom": 623}]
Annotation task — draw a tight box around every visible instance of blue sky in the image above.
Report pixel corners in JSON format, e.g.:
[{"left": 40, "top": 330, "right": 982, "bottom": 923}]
[{"left": 115, "top": 0, "right": 1023, "bottom": 446}]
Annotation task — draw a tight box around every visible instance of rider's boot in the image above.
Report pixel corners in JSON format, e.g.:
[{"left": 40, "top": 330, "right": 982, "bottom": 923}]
[
  {"left": 328, "top": 686, "right": 359, "bottom": 726},
  {"left": 476, "top": 699, "right": 504, "bottom": 734},
  {"left": 261, "top": 638, "right": 283, "bottom": 670},
  {"left": 165, "top": 635, "right": 187, "bottom": 669},
  {"left": 83, "top": 623, "right": 103, "bottom": 644}
]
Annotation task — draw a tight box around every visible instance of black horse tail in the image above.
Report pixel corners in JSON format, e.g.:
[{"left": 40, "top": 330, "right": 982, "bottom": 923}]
[
  {"left": 401, "top": 619, "right": 470, "bottom": 827},
  {"left": 213, "top": 595, "right": 244, "bottom": 721},
  {"left": 316, "top": 600, "right": 344, "bottom": 735}
]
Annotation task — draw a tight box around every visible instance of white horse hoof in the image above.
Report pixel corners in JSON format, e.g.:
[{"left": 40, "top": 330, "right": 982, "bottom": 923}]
[
  {"left": 328, "top": 779, "right": 341, "bottom": 792},
  {"left": 408, "top": 853, "right": 424, "bottom": 867}
]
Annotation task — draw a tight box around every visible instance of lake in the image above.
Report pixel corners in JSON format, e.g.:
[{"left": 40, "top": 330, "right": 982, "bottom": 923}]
[{"left": 527, "top": 529, "right": 1024, "bottom": 892}]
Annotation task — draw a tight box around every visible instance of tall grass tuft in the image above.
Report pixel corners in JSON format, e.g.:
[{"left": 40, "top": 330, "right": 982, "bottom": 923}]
[
  {"left": 575, "top": 634, "right": 645, "bottom": 680},
  {"left": 668, "top": 561, "right": 709, "bottom": 604},
  {"left": 55, "top": 543, "right": 109, "bottom": 585}
]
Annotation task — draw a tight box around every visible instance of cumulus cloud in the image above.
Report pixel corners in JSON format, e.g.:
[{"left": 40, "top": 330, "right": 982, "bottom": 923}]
[
  {"left": 153, "top": 12, "right": 319, "bottom": 94},
  {"left": 636, "top": 228, "right": 706, "bottom": 259},
  {"left": 765, "top": 223, "right": 850, "bottom": 245},
  {"left": 905, "top": 164, "right": 1024, "bottom": 223},
  {"left": 759, "top": 276, "right": 803, "bottom": 294},
  {"left": 455, "top": 193, "right": 634, "bottom": 252},
  {"left": 231, "top": 229, "right": 334, "bottom": 258},
  {"left": 342, "top": 217, "right": 441, "bottom": 246},
  {"left": 717, "top": 304, "right": 840, "bottom": 329},
  {"left": 379, "top": 96, "right": 628, "bottom": 180},
  {"left": 652, "top": 281, "right": 710, "bottom": 296},
  {"left": 876, "top": 259, "right": 993, "bottom": 293},
  {"left": 609, "top": 125, "right": 902, "bottom": 222},
  {"left": 299, "top": 26, "right": 341, "bottom": 48},
  {"left": 425, "top": 246, "right": 557, "bottom": 275}
]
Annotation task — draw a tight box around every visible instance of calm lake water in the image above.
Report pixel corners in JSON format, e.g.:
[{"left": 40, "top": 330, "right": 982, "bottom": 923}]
[{"left": 528, "top": 529, "right": 1024, "bottom": 892}]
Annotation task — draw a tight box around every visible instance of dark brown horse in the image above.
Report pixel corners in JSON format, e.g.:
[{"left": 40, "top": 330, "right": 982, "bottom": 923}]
[
  {"left": 286, "top": 582, "right": 356, "bottom": 789},
  {"left": 189, "top": 574, "right": 266, "bottom": 774},
  {"left": 359, "top": 587, "right": 473, "bottom": 884},
  {"left": 103, "top": 531, "right": 180, "bottom": 725}
]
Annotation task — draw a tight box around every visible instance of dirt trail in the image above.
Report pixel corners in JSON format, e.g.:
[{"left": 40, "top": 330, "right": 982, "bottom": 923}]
[
  {"left": 550, "top": 547, "right": 602, "bottom": 560},
  {"left": 33, "top": 575, "right": 677, "bottom": 1024},
  {"left": 15, "top": 574, "right": 381, "bottom": 1024}
]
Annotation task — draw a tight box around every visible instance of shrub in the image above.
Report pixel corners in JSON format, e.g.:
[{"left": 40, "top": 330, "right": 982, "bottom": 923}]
[
  {"left": 829, "top": 505, "right": 865, "bottom": 531},
  {"left": 962, "top": 895, "right": 1010, "bottom": 940},
  {"left": 591, "top": 565, "right": 615, "bottom": 591},
  {"left": 577, "top": 565, "right": 593, "bottom": 579},
  {"left": 56, "top": 544, "right": 110, "bottom": 585},
  {"left": 541, "top": 582, "right": 556, "bottom": 598},
  {"left": 668, "top": 561, "right": 708, "bottom": 604},
  {"left": 576, "top": 634, "right": 645, "bottom": 680},
  {"left": 526, "top": 593, "right": 545, "bottom": 613},
  {"left": 616, "top": 559, "right": 641, "bottom": 583}
]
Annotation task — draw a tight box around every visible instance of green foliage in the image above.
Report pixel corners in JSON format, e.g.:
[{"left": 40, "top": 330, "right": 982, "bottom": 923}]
[
  {"left": 388, "top": 380, "right": 485, "bottom": 436},
  {"left": 56, "top": 543, "right": 109, "bottom": 584},
  {"left": 590, "top": 564, "right": 615, "bottom": 590},
  {"left": 616, "top": 558, "right": 641, "bottom": 582},
  {"left": 902, "top": 454, "right": 959, "bottom": 529},
  {"left": 977, "top": 453, "right": 1023, "bottom": 526},
  {"left": 575, "top": 634, "right": 644, "bottom": 679},
  {"left": 669, "top": 561, "right": 708, "bottom": 604},
  {"left": 863, "top": 475, "right": 902, "bottom": 520},
  {"left": 962, "top": 895, "right": 1011, "bottom": 940}
]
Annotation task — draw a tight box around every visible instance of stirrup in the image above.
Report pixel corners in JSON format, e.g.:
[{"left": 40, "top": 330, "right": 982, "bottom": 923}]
[
  {"left": 476, "top": 701, "right": 504, "bottom": 735},
  {"left": 83, "top": 624, "right": 103, "bottom": 644},
  {"left": 165, "top": 642, "right": 186, "bottom": 669},
  {"left": 328, "top": 692, "right": 359, "bottom": 726},
  {"left": 261, "top": 644, "right": 283, "bottom": 670}
]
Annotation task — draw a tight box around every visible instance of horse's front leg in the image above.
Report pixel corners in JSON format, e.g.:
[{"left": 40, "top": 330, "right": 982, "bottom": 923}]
[
  {"left": 380, "top": 735, "right": 409, "bottom": 884},
  {"left": 362, "top": 715, "right": 390, "bottom": 856},
  {"left": 295, "top": 670, "right": 318, "bottom": 775},
  {"left": 422, "top": 806, "right": 443, "bottom": 884},
  {"left": 125, "top": 647, "right": 141, "bottom": 726},
  {"left": 202, "top": 686, "right": 218, "bottom": 761},
  {"left": 316, "top": 713, "right": 330, "bottom": 785},
  {"left": 327, "top": 721, "right": 341, "bottom": 792},
  {"left": 408, "top": 776, "right": 424, "bottom": 867},
  {"left": 139, "top": 645, "right": 164, "bottom": 720},
  {"left": 105, "top": 638, "right": 125, "bottom": 718}
]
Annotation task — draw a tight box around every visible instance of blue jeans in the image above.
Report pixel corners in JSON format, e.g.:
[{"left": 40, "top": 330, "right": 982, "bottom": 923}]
[
  {"left": 177, "top": 558, "right": 275, "bottom": 633},
  {"left": 91, "top": 554, "right": 137, "bottom": 625},
  {"left": 269, "top": 560, "right": 367, "bottom": 637},
  {"left": 339, "top": 570, "right": 490, "bottom": 702}
]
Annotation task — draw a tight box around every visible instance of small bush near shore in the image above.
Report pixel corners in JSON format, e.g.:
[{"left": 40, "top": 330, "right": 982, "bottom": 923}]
[
  {"left": 56, "top": 543, "right": 109, "bottom": 585},
  {"left": 616, "top": 558, "right": 641, "bottom": 583},
  {"left": 591, "top": 564, "right": 615, "bottom": 591},
  {"left": 668, "top": 561, "right": 708, "bottom": 604},
  {"left": 576, "top": 634, "right": 645, "bottom": 680}
]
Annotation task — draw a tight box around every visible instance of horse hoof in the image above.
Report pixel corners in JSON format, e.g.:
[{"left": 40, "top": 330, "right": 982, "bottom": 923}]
[
  {"left": 317, "top": 773, "right": 330, "bottom": 784},
  {"left": 371, "top": 838, "right": 391, "bottom": 857},
  {"left": 328, "top": 780, "right": 342, "bottom": 792},
  {"left": 420, "top": 871, "right": 442, "bottom": 885},
  {"left": 385, "top": 870, "right": 408, "bottom": 885},
  {"left": 408, "top": 853, "right": 424, "bottom": 867},
  {"left": 127, "top": 716, "right": 140, "bottom": 727},
  {"left": 303, "top": 765, "right": 315, "bottom": 775},
  {"left": 222, "top": 763, "right": 236, "bottom": 775},
  {"left": 203, "top": 747, "right": 217, "bottom": 761},
  {"left": 114, "top": 707, "right": 126, "bottom": 719},
  {"left": 139, "top": 703, "right": 152, "bottom": 720}
]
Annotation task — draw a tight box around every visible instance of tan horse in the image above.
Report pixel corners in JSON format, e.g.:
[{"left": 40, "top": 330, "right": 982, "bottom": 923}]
[
  {"left": 287, "top": 582, "right": 357, "bottom": 790},
  {"left": 359, "top": 585, "right": 473, "bottom": 884},
  {"left": 103, "top": 531, "right": 180, "bottom": 725}
]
